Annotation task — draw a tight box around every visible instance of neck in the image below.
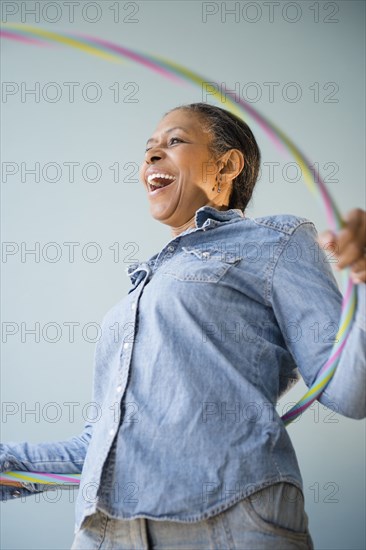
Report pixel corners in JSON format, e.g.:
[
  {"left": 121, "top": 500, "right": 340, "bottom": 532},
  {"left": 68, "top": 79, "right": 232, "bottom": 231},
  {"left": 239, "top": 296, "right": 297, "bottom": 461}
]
[
  {"left": 170, "top": 215, "right": 197, "bottom": 238},
  {"left": 169, "top": 202, "right": 232, "bottom": 238}
]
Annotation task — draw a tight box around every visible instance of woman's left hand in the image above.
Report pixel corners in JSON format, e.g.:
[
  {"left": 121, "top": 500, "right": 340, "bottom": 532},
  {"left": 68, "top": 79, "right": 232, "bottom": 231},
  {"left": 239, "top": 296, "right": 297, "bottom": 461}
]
[{"left": 318, "top": 208, "right": 366, "bottom": 284}]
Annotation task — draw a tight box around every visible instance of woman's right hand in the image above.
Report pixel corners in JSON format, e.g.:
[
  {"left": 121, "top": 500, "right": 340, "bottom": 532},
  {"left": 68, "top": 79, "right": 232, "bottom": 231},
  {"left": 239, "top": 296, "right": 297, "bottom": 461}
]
[{"left": 318, "top": 208, "right": 366, "bottom": 284}]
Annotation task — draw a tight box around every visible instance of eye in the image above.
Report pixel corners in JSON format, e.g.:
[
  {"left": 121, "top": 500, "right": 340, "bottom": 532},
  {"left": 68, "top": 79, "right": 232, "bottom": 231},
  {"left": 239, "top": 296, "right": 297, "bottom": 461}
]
[
  {"left": 145, "top": 137, "right": 184, "bottom": 153},
  {"left": 169, "top": 137, "right": 184, "bottom": 146}
]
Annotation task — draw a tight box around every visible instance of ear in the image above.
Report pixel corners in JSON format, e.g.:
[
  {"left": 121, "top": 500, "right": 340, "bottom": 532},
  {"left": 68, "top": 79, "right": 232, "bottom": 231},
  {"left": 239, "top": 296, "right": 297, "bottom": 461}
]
[{"left": 218, "top": 149, "right": 245, "bottom": 184}]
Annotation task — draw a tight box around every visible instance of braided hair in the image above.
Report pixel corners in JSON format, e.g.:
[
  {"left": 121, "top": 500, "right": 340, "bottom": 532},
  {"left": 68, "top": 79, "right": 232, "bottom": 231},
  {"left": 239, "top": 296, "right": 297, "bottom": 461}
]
[{"left": 165, "top": 102, "right": 261, "bottom": 212}]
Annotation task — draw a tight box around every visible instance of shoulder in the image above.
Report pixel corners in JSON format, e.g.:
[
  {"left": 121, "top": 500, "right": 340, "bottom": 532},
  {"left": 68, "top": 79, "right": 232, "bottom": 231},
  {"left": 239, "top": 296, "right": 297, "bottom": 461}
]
[
  {"left": 227, "top": 214, "right": 319, "bottom": 256},
  {"left": 249, "top": 214, "right": 315, "bottom": 236}
]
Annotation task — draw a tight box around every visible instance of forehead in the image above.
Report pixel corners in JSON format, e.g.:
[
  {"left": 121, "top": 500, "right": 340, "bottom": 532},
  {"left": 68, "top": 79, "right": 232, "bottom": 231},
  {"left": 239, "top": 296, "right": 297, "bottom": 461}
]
[{"left": 149, "top": 109, "right": 210, "bottom": 141}]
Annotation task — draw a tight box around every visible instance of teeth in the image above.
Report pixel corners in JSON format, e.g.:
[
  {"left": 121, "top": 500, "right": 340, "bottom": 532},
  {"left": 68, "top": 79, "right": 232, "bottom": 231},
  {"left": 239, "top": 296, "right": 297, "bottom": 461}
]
[{"left": 147, "top": 173, "right": 176, "bottom": 186}]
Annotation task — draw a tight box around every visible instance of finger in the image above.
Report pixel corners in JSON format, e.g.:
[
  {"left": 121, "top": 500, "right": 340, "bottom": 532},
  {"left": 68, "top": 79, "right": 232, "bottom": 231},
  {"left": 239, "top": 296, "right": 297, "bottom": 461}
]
[
  {"left": 343, "top": 208, "right": 366, "bottom": 233},
  {"left": 317, "top": 231, "right": 342, "bottom": 270},
  {"left": 317, "top": 231, "right": 340, "bottom": 263},
  {"left": 334, "top": 240, "right": 364, "bottom": 270},
  {"left": 0, "top": 479, "right": 23, "bottom": 487},
  {"left": 336, "top": 208, "right": 366, "bottom": 258},
  {"left": 350, "top": 256, "right": 366, "bottom": 284},
  {"left": 321, "top": 209, "right": 366, "bottom": 269},
  {"left": 317, "top": 230, "right": 337, "bottom": 249}
]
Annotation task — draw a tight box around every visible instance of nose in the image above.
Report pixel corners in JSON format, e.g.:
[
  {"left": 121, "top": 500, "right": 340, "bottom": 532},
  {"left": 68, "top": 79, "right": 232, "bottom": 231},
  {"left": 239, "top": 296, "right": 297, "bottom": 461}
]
[{"left": 145, "top": 145, "right": 165, "bottom": 164}]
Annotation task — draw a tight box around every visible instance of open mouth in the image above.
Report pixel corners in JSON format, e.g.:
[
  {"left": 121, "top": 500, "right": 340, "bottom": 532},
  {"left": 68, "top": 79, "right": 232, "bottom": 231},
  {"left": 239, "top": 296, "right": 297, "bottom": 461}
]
[{"left": 147, "top": 173, "right": 176, "bottom": 192}]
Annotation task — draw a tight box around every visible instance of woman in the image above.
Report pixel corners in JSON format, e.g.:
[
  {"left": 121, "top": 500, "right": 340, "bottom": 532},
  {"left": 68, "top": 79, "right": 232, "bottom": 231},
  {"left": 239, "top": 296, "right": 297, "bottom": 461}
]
[{"left": 1, "top": 103, "right": 365, "bottom": 550}]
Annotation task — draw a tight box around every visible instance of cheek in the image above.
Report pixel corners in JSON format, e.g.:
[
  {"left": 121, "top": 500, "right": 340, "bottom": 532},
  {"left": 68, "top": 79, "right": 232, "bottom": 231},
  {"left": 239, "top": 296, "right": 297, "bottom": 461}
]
[
  {"left": 183, "top": 162, "right": 204, "bottom": 186},
  {"left": 139, "top": 165, "right": 146, "bottom": 183},
  {"left": 192, "top": 156, "right": 216, "bottom": 186}
]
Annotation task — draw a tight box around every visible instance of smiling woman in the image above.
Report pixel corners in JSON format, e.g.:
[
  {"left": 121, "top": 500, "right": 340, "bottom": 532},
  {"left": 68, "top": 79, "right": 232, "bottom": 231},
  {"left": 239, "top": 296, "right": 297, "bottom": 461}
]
[
  {"left": 1, "top": 103, "right": 365, "bottom": 550},
  {"left": 140, "top": 104, "right": 258, "bottom": 237}
]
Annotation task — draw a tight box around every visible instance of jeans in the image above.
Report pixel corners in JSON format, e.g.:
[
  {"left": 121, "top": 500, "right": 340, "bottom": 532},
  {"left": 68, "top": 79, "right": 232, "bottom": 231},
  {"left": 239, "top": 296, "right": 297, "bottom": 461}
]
[{"left": 70, "top": 482, "right": 314, "bottom": 549}]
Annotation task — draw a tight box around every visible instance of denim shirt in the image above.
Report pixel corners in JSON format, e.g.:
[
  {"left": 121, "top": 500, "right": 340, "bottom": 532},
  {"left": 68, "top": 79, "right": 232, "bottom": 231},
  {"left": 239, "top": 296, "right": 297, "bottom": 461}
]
[{"left": 1, "top": 206, "right": 365, "bottom": 535}]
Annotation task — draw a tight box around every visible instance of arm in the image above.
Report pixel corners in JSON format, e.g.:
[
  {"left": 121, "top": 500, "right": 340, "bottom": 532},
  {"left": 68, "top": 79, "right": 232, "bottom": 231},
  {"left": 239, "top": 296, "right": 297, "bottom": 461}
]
[
  {"left": 0, "top": 429, "right": 91, "bottom": 501},
  {"left": 271, "top": 219, "right": 365, "bottom": 419},
  {"left": 0, "top": 310, "right": 109, "bottom": 501}
]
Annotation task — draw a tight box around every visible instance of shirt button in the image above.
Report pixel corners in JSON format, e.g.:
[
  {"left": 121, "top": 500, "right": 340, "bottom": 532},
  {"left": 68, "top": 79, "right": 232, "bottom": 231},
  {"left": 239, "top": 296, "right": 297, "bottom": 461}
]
[
  {"left": 131, "top": 302, "right": 136, "bottom": 310},
  {"left": 116, "top": 385, "right": 122, "bottom": 393},
  {"left": 109, "top": 429, "right": 115, "bottom": 437},
  {"left": 123, "top": 342, "right": 129, "bottom": 350}
]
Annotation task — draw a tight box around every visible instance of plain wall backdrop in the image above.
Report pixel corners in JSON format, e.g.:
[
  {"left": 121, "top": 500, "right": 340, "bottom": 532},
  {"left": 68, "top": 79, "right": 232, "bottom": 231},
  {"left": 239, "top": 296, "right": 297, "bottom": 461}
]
[{"left": 1, "top": 1, "right": 365, "bottom": 548}]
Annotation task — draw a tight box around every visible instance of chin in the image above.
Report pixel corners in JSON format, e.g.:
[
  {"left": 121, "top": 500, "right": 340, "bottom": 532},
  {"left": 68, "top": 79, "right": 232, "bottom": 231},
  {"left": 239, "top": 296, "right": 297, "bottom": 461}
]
[{"left": 149, "top": 204, "right": 172, "bottom": 223}]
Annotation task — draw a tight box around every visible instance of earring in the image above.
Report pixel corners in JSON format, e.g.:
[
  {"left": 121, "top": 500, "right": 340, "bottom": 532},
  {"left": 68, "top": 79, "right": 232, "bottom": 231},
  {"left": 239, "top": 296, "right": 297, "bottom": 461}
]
[
  {"left": 212, "top": 174, "right": 222, "bottom": 193},
  {"left": 217, "top": 175, "right": 222, "bottom": 193}
]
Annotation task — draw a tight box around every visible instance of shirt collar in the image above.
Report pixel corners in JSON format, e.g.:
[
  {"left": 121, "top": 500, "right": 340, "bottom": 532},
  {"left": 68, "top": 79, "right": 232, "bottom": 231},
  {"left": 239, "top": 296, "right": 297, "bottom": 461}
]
[
  {"left": 126, "top": 206, "right": 244, "bottom": 283},
  {"left": 194, "top": 205, "right": 244, "bottom": 229}
]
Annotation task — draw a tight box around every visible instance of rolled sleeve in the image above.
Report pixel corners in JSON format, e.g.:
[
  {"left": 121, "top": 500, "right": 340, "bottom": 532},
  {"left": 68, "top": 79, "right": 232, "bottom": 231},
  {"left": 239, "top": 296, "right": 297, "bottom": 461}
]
[
  {"left": 0, "top": 430, "right": 91, "bottom": 501},
  {"left": 271, "top": 222, "right": 366, "bottom": 419}
]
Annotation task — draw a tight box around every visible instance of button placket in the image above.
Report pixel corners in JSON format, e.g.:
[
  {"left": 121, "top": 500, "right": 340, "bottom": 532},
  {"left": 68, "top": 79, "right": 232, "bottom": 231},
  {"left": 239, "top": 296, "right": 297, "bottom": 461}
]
[
  {"left": 153, "top": 239, "right": 181, "bottom": 270},
  {"left": 117, "top": 266, "right": 150, "bottom": 412},
  {"left": 162, "top": 246, "right": 175, "bottom": 263},
  {"left": 96, "top": 265, "right": 151, "bottom": 488}
]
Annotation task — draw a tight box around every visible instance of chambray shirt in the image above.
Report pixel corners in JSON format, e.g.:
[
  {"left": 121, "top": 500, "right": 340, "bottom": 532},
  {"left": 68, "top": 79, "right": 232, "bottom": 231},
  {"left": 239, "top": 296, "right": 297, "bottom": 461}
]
[{"left": 1, "top": 206, "right": 365, "bottom": 535}]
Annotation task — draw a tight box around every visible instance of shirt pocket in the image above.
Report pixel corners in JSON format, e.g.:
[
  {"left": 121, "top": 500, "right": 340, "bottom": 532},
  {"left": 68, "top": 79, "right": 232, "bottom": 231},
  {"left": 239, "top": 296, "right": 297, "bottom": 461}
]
[{"left": 162, "top": 245, "right": 242, "bottom": 283}]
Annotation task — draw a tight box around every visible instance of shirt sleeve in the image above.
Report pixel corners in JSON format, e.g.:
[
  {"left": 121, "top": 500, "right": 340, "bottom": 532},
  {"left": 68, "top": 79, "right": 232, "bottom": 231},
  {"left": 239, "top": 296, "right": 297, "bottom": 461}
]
[
  {"left": 0, "top": 302, "right": 119, "bottom": 503},
  {"left": 0, "top": 304, "right": 118, "bottom": 502},
  {"left": 0, "top": 429, "right": 91, "bottom": 501},
  {"left": 271, "top": 221, "right": 366, "bottom": 420},
  {"left": 0, "top": 317, "right": 113, "bottom": 503}
]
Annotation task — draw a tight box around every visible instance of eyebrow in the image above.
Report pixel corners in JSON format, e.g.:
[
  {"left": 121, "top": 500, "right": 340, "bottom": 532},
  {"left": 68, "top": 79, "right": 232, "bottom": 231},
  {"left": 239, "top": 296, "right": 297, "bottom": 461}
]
[{"left": 146, "top": 126, "right": 190, "bottom": 147}]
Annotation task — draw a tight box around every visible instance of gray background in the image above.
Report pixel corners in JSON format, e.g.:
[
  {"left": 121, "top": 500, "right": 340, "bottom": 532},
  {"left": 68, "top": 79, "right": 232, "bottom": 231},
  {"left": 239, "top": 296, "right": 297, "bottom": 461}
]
[{"left": 1, "top": 1, "right": 365, "bottom": 548}]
